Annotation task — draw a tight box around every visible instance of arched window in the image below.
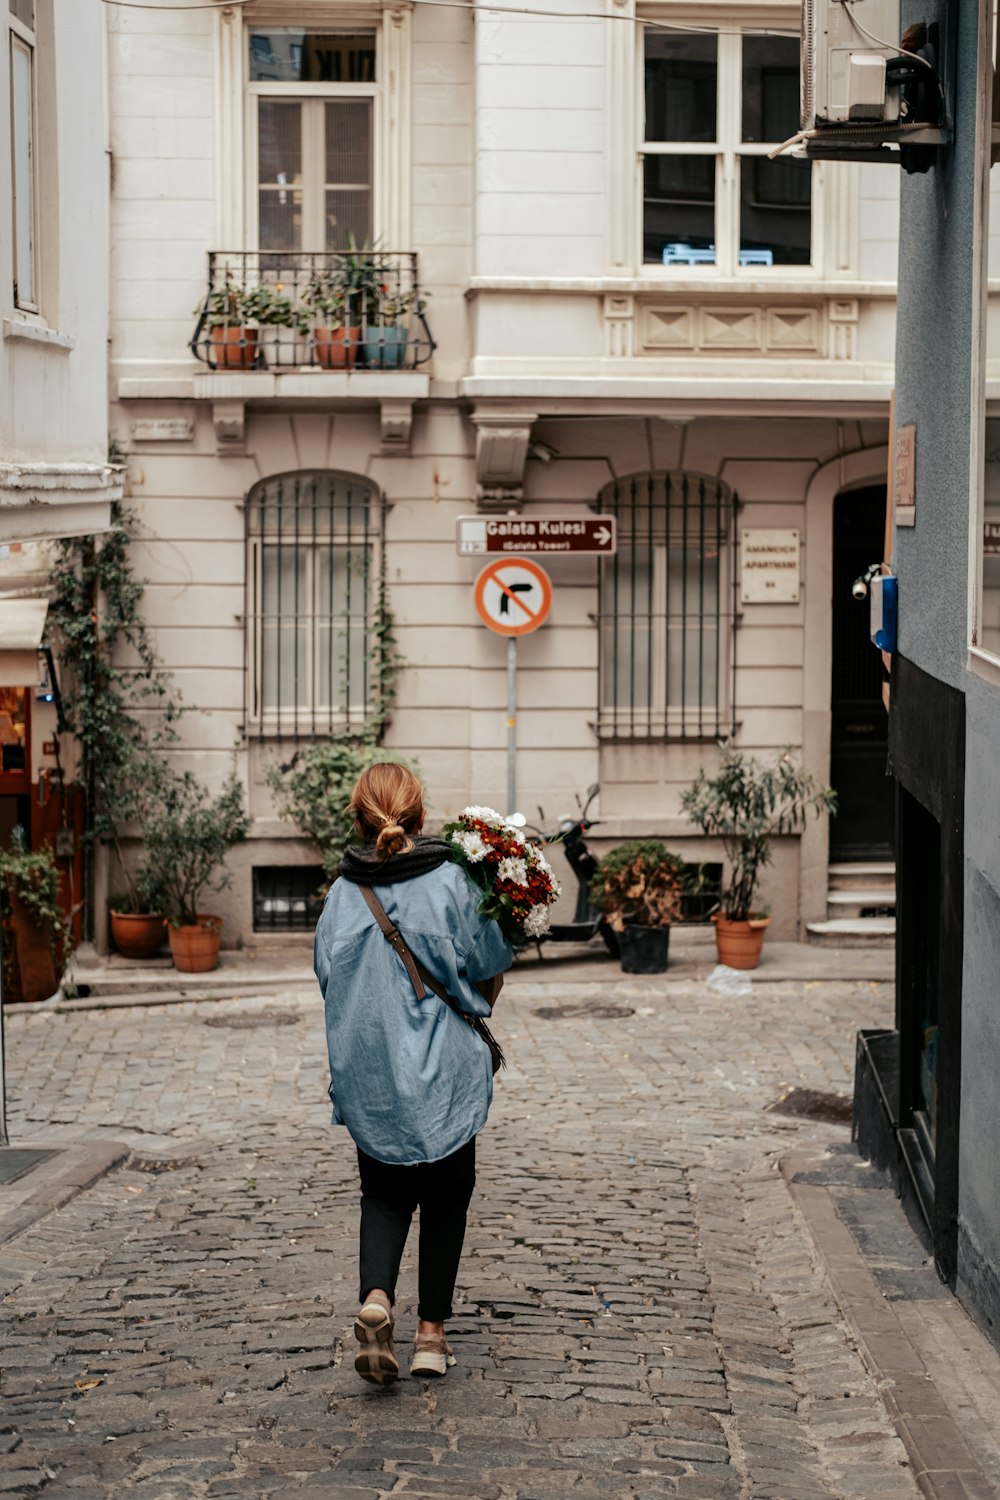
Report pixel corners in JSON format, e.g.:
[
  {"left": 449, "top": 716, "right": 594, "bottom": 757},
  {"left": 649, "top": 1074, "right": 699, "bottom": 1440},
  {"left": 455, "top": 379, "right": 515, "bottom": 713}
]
[
  {"left": 598, "top": 471, "right": 737, "bottom": 740},
  {"left": 245, "top": 470, "right": 380, "bottom": 738}
]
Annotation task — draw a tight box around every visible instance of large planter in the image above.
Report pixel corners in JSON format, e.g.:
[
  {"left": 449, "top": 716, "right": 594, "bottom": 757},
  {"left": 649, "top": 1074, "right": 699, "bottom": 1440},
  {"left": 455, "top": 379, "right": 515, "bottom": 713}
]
[
  {"left": 314, "top": 324, "right": 361, "bottom": 369},
  {"left": 209, "top": 326, "right": 259, "bottom": 369},
  {"left": 618, "top": 923, "right": 670, "bottom": 975},
  {"left": 168, "top": 915, "right": 223, "bottom": 974},
  {"left": 110, "top": 910, "right": 165, "bottom": 961},
  {"left": 713, "top": 914, "right": 771, "bottom": 970},
  {"left": 6, "top": 888, "right": 59, "bottom": 1003},
  {"left": 363, "top": 325, "right": 409, "bottom": 369}
]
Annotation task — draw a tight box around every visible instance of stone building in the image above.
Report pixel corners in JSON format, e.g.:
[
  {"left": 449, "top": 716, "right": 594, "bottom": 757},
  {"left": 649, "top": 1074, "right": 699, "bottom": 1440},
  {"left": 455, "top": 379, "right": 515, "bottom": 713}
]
[
  {"left": 103, "top": 0, "right": 904, "bottom": 946},
  {"left": 0, "top": 0, "right": 120, "bottom": 922}
]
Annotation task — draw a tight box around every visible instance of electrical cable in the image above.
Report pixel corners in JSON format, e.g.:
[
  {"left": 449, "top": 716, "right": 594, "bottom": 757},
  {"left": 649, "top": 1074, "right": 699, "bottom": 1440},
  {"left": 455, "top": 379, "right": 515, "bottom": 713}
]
[{"left": 838, "top": 0, "right": 934, "bottom": 71}]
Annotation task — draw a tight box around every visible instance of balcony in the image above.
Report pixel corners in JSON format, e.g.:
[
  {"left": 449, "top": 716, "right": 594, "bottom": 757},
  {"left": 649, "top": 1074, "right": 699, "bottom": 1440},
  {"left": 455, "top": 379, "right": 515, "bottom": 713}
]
[
  {"left": 184, "top": 251, "right": 434, "bottom": 453},
  {"left": 190, "top": 250, "right": 435, "bottom": 373}
]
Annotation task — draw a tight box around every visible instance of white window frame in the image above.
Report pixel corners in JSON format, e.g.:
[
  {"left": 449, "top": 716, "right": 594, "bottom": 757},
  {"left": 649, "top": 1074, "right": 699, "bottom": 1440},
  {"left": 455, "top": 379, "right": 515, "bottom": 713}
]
[
  {"left": 9, "top": 3, "right": 38, "bottom": 311},
  {"left": 215, "top": 4, "right": 412, "bottom": 253},
  {"left": 635, "top": 8, "right": 820, "bottom": 281}
]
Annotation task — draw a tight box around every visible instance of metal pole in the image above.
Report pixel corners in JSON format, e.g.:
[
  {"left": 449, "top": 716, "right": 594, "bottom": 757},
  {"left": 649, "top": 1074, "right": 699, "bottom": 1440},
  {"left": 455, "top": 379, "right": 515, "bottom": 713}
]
[{"left": 506, "top": 636, "right": 517, "bottom": 815}]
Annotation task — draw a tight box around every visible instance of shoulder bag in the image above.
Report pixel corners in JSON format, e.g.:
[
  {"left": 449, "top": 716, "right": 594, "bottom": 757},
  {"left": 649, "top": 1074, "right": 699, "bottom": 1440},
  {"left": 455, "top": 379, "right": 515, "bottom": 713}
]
[{"left": 356, "top": 883, "right": 506, "bottom": 1075}]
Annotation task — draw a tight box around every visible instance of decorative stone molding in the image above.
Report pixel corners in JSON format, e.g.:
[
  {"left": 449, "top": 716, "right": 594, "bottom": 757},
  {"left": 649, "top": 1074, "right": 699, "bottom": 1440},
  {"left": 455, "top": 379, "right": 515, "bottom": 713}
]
[
  {"left": 212, "top": 399, "right": 245, "bottom": 452},
  {"left": 603, "top": 294, "right": 635, "bottom": 357},
  {"left": 471, "top": 408, "right": 538, "bottom": 510},
  {"left": 380, "top": 398, "right": 413, "bottom": 454},
  {"left": 636, "top": 299, "right": 834, "bottom": 358},
  {"left": 828, "top": 298, "right": 860, "bottom": 361}
]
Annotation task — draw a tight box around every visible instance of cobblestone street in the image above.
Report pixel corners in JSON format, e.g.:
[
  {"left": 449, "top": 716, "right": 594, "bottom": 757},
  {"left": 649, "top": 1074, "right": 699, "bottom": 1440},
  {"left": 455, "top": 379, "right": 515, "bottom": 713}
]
[{"left": 0, "top": 972, "right": 946, "bottom": 1497}]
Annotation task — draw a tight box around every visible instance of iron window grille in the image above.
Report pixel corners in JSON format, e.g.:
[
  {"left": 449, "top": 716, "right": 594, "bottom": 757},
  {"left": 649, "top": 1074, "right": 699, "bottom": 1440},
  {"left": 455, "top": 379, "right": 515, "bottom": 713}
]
[
  {"left": 191, "top": 251, "right": 435, "bottom": 371},
  {"left": 244, "top": 470, "right": 381, "bottom": 740},
  {"left": 597, "top": 471, "right": 739, "bottom": 741},
  {"left": 252, "top": 866, "right": 326, "bottom": 932}
]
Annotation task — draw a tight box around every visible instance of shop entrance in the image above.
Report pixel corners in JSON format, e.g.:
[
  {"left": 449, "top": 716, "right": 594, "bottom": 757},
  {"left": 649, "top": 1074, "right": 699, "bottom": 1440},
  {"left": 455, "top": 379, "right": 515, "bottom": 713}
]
[{"left": 830, "top": 485, "right": 894, "bottom": 860}]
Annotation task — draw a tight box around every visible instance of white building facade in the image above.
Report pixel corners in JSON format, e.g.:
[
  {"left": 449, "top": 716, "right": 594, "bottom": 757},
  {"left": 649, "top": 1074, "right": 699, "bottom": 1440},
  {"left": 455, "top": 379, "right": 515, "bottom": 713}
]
[
  {"left": 0, "top": 0, "right": 120, "bottom": 925},
  {"left": 105, "top": 0, "right": 902, "bottom": 945}
]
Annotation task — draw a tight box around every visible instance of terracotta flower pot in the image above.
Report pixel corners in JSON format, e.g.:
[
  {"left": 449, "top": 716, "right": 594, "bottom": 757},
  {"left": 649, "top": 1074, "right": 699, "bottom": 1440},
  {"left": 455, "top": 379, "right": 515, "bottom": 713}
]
[
  {"left": 712, "top": 914, "right": 771, "bottom": 970},
  {"left": 168, "top": 915, "right": 223, "bottom": 973},
  {"left": 314, "top": 324, "right": 361, "bottom": 369},
  {"left": 6, "top": 888, "right": 59, "bottom": 1003},
  {"left": 209, "top": 326, "right": 259, "bottom": 369},
  {"left": 110, "top": 910, "right": 165, "bottom": 961}
]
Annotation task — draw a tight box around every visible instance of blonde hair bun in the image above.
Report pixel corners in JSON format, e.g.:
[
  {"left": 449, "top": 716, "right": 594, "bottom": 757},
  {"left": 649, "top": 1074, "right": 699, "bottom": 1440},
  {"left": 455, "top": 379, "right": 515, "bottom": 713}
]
[
  {"left": 349, "top": 762, "right": 424, "bottom": 861},
  {"left": 375, "top": 820, "right": 411, "bottom": 858}
]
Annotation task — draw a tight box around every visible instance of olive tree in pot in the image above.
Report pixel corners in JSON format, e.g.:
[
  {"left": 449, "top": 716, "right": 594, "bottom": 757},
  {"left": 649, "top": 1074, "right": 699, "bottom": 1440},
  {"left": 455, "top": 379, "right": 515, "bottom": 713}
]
[
  {"left": 589, "top": 840, "right": 685, "bottom": 974},
  {"left": 108, "top": 866, "right": 169, "bottom": 960},
  {"left": 144, "top": 769, "right": 250, "bottom": 973},
  {"left": 680, "top": 744, "right": 836, "bottom": 970}
]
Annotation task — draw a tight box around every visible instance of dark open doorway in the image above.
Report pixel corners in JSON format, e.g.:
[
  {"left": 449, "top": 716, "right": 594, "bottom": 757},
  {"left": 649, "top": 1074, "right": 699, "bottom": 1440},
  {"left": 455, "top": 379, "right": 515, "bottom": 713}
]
[{"left": 830, "top": 485, "right": 894, "bottom": 860}]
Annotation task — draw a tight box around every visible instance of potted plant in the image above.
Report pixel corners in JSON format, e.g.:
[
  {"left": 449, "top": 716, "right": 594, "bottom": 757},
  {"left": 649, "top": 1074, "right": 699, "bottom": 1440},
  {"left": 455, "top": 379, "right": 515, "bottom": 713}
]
[
  {"left": 589, "top": 839, "right": 685, "bottom": 974},
  {"left": 143, "top": 768, "right": 249, "bottom": 973},
  {"left": 198, "top": 280, "right": 303, "bottom": 369},
  {"left": 363, "top": 280, "right": 427, "bottom": 370},
  {"left": 108, "top": 866, "right": 168, "bottom": 960},
  {"left": 681, "top": 744, "right": 836, "bottom": 970},
  {"left": 303, "top": 268, "right": 360, "bottom": 369},
  {"left": 0, "top": 830, "right": 67, "bottom": 1003}
]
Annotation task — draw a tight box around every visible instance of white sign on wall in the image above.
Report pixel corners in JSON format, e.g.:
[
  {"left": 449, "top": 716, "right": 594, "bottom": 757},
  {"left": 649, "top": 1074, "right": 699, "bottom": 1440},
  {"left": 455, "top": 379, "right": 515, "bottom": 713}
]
[{"left": 740, "top": 529, "right": 801, "bottom": 604}]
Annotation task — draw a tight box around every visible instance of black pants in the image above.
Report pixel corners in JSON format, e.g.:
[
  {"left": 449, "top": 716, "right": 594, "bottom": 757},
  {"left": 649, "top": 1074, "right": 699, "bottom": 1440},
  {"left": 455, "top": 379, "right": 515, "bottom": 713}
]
[{"left": 357, "top": 1137, "right": 476, "bottom": 1323}]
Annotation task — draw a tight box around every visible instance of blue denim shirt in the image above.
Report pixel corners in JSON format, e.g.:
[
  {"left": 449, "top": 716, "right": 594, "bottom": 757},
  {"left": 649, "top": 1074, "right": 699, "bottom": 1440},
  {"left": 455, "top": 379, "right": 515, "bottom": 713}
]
[{"left": 314, "top": 861, "right": 512, "bottom": 1165}]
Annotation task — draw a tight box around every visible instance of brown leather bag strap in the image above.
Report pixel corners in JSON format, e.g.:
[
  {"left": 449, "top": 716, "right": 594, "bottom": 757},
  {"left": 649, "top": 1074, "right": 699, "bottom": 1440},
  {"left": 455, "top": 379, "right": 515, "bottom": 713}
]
[{"left": 357, "top": 883, "right": 427, "bottom": 1001}]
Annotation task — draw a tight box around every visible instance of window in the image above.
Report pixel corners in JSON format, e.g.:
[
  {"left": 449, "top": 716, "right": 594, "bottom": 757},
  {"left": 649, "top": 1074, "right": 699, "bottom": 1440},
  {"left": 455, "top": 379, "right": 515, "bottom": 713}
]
[
  {"left": 253, "top": 867, "right": 325, "bottom": 931},
  {"left": 598, "top": 472, "right": 738, "bottom": 739},
  {"left": 642, "top": 27, "right": 812, "bottom": 270},
  {"left": 245, "top": 471, "right": 380, "bottom": 738},
  {"left": 9, "top": 0, "right": 37, "bottom": 308},
  {"left": 248, "top": 27, "right": 376, "bottom": 251}
]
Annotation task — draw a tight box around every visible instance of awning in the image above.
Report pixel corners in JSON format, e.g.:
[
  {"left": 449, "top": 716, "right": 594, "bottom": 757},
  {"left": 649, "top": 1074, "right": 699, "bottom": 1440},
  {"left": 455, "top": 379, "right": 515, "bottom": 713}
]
[{"left": 0, "top": 598, "right": 49, "bottom": 687}]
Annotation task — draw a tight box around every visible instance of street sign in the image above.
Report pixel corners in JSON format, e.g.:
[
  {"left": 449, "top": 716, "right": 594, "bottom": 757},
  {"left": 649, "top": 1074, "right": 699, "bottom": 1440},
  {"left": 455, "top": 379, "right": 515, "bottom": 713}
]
[
  {"left": 474, "top": 557, "right": 552, "bottom": 637},
  {"left": 457, "top": 515, "right": 616, "bottom": 557}
]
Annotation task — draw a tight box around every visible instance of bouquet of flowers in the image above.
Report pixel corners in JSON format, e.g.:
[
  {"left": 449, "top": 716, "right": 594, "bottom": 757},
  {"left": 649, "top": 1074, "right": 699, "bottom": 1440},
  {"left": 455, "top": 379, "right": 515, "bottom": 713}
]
[{"left": 442, "top": 805, "right": 561, "bottom": 944}]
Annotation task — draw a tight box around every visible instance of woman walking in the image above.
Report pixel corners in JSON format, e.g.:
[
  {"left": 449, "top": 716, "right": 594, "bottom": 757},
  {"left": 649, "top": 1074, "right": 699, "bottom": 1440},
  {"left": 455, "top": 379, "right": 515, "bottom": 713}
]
[{"left": 314, "top": 763, "right": 511, "bottom": 1385}]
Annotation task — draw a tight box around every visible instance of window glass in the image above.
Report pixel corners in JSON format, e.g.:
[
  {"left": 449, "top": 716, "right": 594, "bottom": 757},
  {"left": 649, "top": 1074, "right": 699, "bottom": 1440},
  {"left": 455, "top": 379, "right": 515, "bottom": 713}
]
[
  {"left": 739, "top": 156, "right": 812, "bottom": 265},
  {"left": 982, "top": 421, "right": 1000, "bottom": 656},
  {"left": 643, "top": 156, "right": 715, "bottom": 265},
  {"left": 0, "top": 688, "right": 27, "bottom": 774},
  {"left": 257, "top": 101, "right": 302, "bottom": 251},
  {"left": 11, "top": 36, "right": 34, "bottom": 306},
  {"left": 248, "top": 28, "right": 375, "bottom": 83},
  {"left": 644, "top": 33, "right": 717, "bottom": 142},
  {"left": 742, "top": 35, "right": 800, "bottom": 143},
  {"left": 9, "top": 0, "right": 33, "bottom": 26},
  {"left": 324, "top": 99, "right": 373, "bottom": 250}
]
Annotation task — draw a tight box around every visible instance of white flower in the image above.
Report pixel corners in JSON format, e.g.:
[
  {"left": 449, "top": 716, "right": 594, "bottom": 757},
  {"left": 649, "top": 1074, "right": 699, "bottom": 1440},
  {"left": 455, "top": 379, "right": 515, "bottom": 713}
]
[
  {"left": 460, "top": 805, "right": 504, "bottom": 828},
  {"left": 497, "top": 856, "right": 528, "bottom": 887},
  {"left": 532, "top": 849, "right": 553, "bottom": 876},
  {"left": 453, "top": 829, "right": 489, "bottom": 862},
  {"left": 523, "top": 904, "right": 551, "bottom": 938},
  {"left": 506, "top": 812, "right": 526, "bottom": 827}
]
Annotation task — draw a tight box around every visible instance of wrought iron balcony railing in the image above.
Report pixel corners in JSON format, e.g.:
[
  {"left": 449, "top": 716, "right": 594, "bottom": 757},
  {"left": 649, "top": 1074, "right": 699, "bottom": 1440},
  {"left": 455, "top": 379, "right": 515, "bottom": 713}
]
[{"left": 191, "top": 251, "right": 435, "bottom": 373}]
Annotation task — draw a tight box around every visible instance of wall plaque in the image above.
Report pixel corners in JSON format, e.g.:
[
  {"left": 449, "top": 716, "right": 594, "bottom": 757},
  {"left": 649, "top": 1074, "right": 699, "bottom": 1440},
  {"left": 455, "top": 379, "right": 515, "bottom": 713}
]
[
  {"left": 740, "top": 529, "right": 801, "bottom": 604},
  {"left": 894, "top": 423, "right": 916, "bottom": 526},
  {"left": 130, "top": 418, "right": 194, "bottom": 441}
]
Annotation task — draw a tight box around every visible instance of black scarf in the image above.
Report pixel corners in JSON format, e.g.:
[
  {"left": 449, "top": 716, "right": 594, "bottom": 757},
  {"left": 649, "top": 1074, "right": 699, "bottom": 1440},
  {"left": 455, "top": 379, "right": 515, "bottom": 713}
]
[{"left": 339, "top": 835, "right": 452, "bottom": 885}]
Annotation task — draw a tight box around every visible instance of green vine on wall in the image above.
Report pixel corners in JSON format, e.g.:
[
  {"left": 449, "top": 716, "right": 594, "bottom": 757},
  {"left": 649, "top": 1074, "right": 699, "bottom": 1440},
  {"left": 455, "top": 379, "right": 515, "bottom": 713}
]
[{"left": 44, "top": 499, "right": 183, "bottom": 917}]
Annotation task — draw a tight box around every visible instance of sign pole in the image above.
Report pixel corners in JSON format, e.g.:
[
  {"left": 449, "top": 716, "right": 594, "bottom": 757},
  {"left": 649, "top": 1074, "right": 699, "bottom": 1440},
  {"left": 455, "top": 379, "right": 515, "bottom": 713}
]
[{"left": 506, "top": 636, "right": 517, "bottom": 816}]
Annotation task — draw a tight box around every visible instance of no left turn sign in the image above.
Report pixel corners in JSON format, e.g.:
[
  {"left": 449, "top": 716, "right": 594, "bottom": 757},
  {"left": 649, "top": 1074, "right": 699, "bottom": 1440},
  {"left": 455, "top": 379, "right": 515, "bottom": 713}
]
[{"left": 473, "top": 557, "right": 553, "bottom": 637}]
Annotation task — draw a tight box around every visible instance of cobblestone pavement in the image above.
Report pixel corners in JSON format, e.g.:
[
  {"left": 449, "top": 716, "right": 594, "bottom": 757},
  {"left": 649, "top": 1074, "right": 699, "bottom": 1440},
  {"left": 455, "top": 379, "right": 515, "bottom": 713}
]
[{"left": 0, "top": 976, "right": 925, "bottom": 1499}]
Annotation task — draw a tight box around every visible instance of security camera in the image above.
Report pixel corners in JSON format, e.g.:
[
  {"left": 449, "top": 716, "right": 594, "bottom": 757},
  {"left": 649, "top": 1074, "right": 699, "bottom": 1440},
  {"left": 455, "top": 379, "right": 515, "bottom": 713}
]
[{"left": 851, "top": 563, "right": 882, "bottom": 601}]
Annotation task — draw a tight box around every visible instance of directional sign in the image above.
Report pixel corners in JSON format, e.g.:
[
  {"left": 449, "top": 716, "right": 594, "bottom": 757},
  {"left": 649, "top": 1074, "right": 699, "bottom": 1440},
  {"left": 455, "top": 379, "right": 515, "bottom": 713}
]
[
  {"left": 457, "top": 515, "right": 616, "bottom": 557},
  {"left": 474, "top": 558, "right": 552, "bottom": 637}
]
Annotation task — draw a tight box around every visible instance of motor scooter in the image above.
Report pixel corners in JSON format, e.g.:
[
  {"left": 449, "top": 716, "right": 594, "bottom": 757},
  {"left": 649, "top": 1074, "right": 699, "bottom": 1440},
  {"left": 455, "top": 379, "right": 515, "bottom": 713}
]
[{"left": 524, "top": 783, "right": 619, "bottom": 957}]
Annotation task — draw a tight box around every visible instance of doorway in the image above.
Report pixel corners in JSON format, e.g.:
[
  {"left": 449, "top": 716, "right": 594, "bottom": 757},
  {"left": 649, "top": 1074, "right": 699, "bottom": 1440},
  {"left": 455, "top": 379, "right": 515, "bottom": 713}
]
[{"left": 830, "top": 485, "right": 894, "bottom": 860}]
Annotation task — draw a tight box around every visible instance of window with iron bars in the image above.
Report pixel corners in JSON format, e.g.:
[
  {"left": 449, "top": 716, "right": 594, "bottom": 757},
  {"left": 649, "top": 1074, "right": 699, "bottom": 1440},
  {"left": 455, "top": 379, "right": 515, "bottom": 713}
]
[
  {"left": 245, "top": 471, "right": 380, "bottom": 739},
  {"left": 597, "top": 472, "right": 738, "bottom": 740}
]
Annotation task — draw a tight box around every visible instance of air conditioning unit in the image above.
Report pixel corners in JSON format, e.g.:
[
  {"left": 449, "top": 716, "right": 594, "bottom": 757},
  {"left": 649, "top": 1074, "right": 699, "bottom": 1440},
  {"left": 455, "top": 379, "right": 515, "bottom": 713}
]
[{"left": 801, "top": 0, "right": 903, "bottom": 126}]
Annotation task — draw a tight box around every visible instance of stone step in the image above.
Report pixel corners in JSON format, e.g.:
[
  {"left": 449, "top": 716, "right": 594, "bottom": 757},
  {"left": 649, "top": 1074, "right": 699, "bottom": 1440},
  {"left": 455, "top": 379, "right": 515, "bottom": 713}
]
[
  {"left": 828, "top": 861, "right": 895, "bottom": 891},
  {"left": 806, "top": 917, "right": 896, "bottom": 949},
  {"left": 827, "top": 888, "right": 897, "bottom": 919}
]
